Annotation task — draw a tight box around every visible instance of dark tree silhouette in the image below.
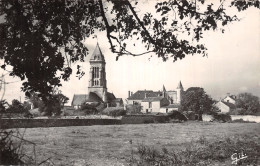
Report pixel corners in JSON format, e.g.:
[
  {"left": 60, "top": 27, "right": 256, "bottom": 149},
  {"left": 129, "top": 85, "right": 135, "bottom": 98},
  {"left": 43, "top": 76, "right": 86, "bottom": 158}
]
[
  {"left": 235, "top": 93, "right": 260, "bottom": 115},
  {"left": 180, "top": 87, "right": 214, "bottom": 120},
  {"left": 0, "top": 0, "right": 259, "bottom": 100}
]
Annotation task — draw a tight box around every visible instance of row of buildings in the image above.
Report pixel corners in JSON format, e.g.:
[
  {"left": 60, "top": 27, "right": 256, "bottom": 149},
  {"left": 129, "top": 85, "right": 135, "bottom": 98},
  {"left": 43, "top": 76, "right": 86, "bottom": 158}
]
[
  {"left": 127, "top": 82, "right": 184, "bottom": 113},
  {"left": 71, "top": 43, "right": 184, "bottom": 113}
]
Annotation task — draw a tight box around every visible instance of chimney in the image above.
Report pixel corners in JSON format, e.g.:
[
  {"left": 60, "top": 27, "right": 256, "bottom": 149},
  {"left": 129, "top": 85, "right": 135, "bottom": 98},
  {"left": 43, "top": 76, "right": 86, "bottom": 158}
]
[
  {"left": 227, "top": 93, "right": 230, "bottom": 97},
  {"left": 128, "top": 91, "right": 131, "bottom": 98},
  {"left": 131, "top": 92, "right": 133, "bottom": 96}
]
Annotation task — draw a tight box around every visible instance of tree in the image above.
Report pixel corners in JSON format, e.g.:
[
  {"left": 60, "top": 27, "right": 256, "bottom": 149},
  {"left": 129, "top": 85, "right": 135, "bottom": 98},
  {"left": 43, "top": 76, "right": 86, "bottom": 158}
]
[
  {"left": 54, "top": 93, "right": 69, "bottom": 109},
  {"left": 23, "top": 101, "right": 31, "bottom": 112},
  {"left": 27, "top": 91, "right": 69, "bottom": 116},
  {"left": 180, "top": 87, "right": 214, "bottom": 120},
  {"left": 0, "top": 0, "right": 259, "bottom": 102},
  {"left": 234, "top": 93, "right": 260, "bottom": 115},
  {"left": 6, "top": 99, "right": 25, "bottom": 113},
  {"left": 0, "top": 100, "right": 8, "bottom": 112}
]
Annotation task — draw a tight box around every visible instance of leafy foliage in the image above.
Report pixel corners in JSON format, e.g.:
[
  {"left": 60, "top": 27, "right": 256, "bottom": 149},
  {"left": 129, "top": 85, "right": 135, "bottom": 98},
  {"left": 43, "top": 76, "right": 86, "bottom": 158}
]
[
  {"left": 6, "top": 99, "right": 28, "bottom": 113},
  {"left": 212, "top": 113, "right": 231, "bottom": 122},
  {"left": 180, "top": 87, "right": 214, "bottom": 120},
  {"left": 0, "top": 0, "right": 104, "bottom": 99},
  {"left": 233, "top": 93, "right": 260, "bottom": 115},
  {"left": 79, "top": 104, "right": 98, "bottom": 115},
  {"left": 0, "top": 100, "right": 8, "bottom": 112},
  {"left": 102, "top": 107, "right": 126, "bottom": 117},
  {"left": 0, "top": 131, "right": 24, "bottom": 165},
  {"left": 126, "top": 104, "right": 142, "bottom": 114},
  {"left": 0, "top": 0, "right": 259, "bottom": 100},
  {"left": 27, "top": 91, "right": 69, "bottom": 116}
]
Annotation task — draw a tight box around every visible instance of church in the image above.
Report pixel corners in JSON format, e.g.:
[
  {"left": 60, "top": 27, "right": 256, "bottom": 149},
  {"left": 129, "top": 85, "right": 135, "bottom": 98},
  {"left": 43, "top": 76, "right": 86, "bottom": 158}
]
[{"left": 71, "top": 43, "right": 123, "bottom": 109}]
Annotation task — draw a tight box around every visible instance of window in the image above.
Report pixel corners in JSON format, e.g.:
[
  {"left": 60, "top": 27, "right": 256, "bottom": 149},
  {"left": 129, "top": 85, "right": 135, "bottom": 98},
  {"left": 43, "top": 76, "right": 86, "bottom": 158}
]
[
  {"left": 149, "top": 102, "right": 152, "bottom": 108},
  {"left": 146, "top": 109, "right": 148, "bottom": 113},
  {"left": 166, "top": 108, "right": 168, "bottom": 113}
]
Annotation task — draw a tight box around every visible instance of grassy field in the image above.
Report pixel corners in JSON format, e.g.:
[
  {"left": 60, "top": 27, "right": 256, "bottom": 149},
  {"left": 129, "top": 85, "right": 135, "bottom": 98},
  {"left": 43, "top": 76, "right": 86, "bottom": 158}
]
[{"left": 17, "top": 122, "right": 260, "bottom": 165}]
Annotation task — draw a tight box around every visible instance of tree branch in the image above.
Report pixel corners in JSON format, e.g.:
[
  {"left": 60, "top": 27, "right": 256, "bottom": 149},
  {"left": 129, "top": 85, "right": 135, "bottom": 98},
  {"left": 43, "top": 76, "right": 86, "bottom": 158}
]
[
  {"left": 126, "top": 0, "right": 177, "bottom": 53},
  {"left": 98, "top": 0, "right": 115, "bottom": 52}
]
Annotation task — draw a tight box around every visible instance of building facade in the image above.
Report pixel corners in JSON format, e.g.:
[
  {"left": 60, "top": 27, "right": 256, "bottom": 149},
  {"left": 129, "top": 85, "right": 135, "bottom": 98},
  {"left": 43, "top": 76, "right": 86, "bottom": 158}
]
[{"left": 127, "top": 81, "right": 184, "bottom": 113}]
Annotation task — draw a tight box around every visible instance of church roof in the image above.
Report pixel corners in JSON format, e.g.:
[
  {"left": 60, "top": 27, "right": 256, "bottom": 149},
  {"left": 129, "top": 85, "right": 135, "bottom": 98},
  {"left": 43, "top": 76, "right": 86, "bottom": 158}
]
[
  {"left": 71, "top": 92, "right": 103, "bottom": 106},
  {"left": 90, "top": 43, "right": 105, "bottom": 61},
  {"left": 128, "top": 90, "right": 162, "bottom": 100},
  {"left": 107, "top": 92, "right": 116, "bottom": 102}
]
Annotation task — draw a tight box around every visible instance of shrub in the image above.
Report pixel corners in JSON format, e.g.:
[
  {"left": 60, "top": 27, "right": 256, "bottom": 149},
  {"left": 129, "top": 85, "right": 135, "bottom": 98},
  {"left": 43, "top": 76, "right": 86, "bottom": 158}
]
[
  {"left": 212, "top": 113, "right": 231, "bottom": 122},
  {"left": 126, "top": 104, "right": 142, "bottom": 115},
  {"left": 102, "top": 107, "right": 126, "bottom": 117},
  {"left": 229, "top": 108, "right": 246, "bottom": 115},
  {"left": 232, "top": 119, "right": 256, "bottom": 123},
  {"left": 167, "top": 111, "right": 188, "bottom": 121},
  {"left": 0, "top": 131, "right": 24, "bottom": 165},
  {"left": 183, "top": 111, "right": 196, "bottom": 120},
  {"left": 80, "top": 103, "right": 98, "bottom": 115}
]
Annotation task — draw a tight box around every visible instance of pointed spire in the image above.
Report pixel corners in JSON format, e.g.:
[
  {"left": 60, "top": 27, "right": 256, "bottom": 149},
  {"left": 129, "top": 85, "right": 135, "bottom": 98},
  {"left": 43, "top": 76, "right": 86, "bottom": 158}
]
[
  {"left": 163, "top": 85, "right": 166, "bottom": 92},
  {"left": 177, "top": 81, "right": 183, "bottom": 90},
  {"left": 90, "top": 42, "right": 105, "bottom": 61}
]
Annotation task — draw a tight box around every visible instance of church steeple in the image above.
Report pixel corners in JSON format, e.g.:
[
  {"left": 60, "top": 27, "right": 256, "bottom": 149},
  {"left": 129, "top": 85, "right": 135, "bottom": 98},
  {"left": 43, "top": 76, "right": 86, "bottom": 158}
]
[
  {"left": 90, "top": 42, "right": 105, "bottom": 62},
  {"left": 88, "top": 43, "right": 107, "bottom": 102}
]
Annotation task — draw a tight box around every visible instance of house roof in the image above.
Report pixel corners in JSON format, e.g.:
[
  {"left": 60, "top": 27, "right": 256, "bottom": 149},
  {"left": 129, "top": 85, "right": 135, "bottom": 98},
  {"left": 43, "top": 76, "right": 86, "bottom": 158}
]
[
  {"left": 90, "top": 43, "right": 105, "bottom": 62},
  {"left": 225, "top": 95, "right": 237, "bottom": 101},
  {"left": 221, "top": 101, "right": 236, "bottom": 109},
  {"left": 142, "top": 97, "right": 164, "bottom": 102},
  {"left": 128, "top": 90, "right": 162, "bottom": 100},
  {"left": 162, "top": 104, "right": 180, "bottom": 108}
]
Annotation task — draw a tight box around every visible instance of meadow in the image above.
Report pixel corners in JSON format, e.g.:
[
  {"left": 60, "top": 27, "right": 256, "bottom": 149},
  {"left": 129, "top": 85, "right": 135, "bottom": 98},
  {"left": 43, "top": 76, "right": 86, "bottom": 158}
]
[{"left": 17, "top": 122, "right": 260, "bottom": 165}]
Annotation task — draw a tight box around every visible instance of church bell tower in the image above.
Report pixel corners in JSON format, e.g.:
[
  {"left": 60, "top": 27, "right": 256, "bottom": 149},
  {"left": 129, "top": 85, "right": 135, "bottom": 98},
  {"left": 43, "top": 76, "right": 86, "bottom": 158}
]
[{"left": 88, "top": 43, "right": 107, "bottom": 102}]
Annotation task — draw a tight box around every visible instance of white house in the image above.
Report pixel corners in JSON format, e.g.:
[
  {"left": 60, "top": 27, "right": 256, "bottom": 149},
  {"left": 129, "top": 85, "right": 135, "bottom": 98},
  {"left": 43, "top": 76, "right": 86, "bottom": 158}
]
[
  {"left": 215, "top": 101, "right": 236, "bottom": 113},
  {"left": 141, "top": 97, "right": 169, "bottom": 113},
  {"left": 222, "top": 93, "right": 237, "bottom": 104}
]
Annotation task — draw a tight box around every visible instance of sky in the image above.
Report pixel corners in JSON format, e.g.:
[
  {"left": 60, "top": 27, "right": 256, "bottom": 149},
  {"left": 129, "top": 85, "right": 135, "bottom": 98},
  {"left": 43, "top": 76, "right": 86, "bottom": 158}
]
[{"left": 1, "top": 1, "right": 260, "bottom": 104}]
